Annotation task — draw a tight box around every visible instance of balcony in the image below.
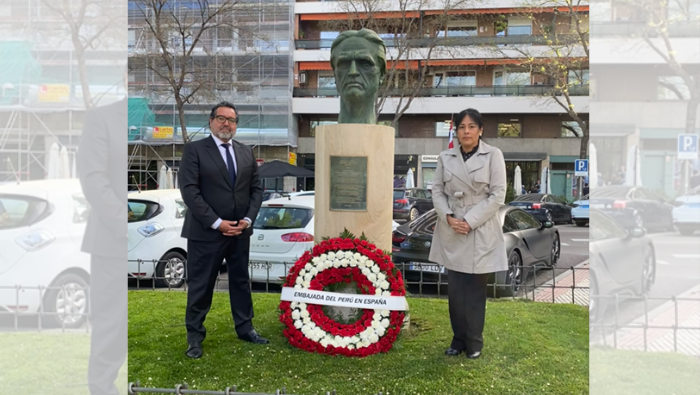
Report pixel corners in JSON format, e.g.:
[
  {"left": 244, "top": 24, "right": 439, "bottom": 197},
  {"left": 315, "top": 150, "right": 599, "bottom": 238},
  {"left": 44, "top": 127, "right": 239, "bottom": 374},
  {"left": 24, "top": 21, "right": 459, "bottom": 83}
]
[
  {"left": 294, "top": 84, "right": 589, "bottom": 98},
  {"left": 295, "top": 34, "right": 586, "bottom": 49},
  {"left": 590, "top": 21, "right": 700, "bottom": 38}
]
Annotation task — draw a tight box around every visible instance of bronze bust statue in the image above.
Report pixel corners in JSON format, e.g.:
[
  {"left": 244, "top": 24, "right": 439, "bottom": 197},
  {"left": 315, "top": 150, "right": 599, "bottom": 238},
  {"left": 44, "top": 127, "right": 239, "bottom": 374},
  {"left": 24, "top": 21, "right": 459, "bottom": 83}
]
[{"left": 330, "top": 29, "right": 387, "bottom": 125}]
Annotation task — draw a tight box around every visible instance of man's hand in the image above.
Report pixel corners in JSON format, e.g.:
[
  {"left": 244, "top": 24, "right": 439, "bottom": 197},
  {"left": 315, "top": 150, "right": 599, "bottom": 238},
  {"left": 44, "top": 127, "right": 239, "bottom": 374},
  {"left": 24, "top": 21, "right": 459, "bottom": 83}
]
[
  {"left": 224, "top": 219, "right": 249, "bottom": 237},
  {"left": 218, "top": 220, "right": 240, "bottom": 236},
  {"left": 447, "top": 215, "right": 472, "bottom": 235}
]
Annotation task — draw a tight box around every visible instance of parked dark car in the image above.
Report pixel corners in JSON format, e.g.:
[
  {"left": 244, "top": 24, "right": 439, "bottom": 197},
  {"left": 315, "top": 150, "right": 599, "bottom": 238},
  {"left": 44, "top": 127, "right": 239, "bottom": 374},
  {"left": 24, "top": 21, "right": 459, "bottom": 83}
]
[
  {"left": 589, "top": 208, "right": 656, "bottom": 323},
  {"left": 391, "top": 207, "right": 560, "bottom": 297},
  {"left": 508, "top": 193, "right": 573, "bottom": 224},
  {"left": 393, "top": 188, "right": 434, "bottom": 222},
  {"left": 591, "top": 186, "right": 675, "bottom": 231}
]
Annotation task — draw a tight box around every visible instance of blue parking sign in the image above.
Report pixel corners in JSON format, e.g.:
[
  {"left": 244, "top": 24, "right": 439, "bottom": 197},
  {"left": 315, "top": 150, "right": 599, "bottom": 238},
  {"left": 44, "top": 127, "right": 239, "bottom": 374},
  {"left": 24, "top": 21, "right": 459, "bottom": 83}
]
[
  {"left": 574, "top": 159, "right": 588, "bottom": 177},
  {"left": 678, "top": 134, "right": 699, "bottom": 160}
]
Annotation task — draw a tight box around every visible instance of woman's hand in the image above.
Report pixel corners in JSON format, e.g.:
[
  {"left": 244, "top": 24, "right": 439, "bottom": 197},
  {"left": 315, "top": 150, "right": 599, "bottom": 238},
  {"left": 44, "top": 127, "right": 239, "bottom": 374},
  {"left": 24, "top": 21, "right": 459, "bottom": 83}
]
[{"left": 447, "top": 215, "right": 472, "bottom": 235}]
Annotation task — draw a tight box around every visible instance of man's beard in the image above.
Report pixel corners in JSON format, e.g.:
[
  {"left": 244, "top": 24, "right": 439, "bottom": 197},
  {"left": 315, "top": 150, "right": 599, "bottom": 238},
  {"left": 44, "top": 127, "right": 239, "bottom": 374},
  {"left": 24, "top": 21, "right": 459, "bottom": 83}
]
[{"left": 216, "top": 130, "right": 233, "bottom": 140}]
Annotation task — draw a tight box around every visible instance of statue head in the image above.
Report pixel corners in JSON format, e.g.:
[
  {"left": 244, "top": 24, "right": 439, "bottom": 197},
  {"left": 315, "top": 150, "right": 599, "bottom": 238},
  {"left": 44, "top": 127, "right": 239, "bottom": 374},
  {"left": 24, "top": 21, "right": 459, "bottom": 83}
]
[{"left": 330, "top": 29, "right": 386, "bottom": 122}]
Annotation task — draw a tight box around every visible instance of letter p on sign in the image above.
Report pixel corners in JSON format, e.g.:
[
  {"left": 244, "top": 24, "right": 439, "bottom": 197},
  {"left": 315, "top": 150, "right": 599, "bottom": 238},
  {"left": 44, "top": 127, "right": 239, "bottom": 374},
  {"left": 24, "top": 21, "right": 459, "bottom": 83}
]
[
  {"left": 574, "top": 159, "right": 588, "bottom": 177},
  {"left": 678, "top": 134, "right": 699, "bottom": 160}
]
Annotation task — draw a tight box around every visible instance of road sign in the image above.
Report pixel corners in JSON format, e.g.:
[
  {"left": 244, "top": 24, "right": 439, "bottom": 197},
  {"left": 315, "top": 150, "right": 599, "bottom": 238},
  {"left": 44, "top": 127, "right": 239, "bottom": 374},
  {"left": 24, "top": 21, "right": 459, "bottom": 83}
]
[
  {"left": 677, "top": 134, "right": 699, "bottom": 160},
  {"left": 574, "top": 159, "right": 588, "bottom": 177}
]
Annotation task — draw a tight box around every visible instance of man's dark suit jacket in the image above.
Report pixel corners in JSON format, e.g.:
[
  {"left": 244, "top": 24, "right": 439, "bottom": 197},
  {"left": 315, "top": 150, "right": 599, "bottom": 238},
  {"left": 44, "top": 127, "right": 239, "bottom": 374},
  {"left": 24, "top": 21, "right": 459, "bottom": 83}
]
[
  {"left": 77, "top": 99, "right": 128, "bottom": 258},
  {"left": 178, "top": 136, "right": 263, "bottom": 241}
]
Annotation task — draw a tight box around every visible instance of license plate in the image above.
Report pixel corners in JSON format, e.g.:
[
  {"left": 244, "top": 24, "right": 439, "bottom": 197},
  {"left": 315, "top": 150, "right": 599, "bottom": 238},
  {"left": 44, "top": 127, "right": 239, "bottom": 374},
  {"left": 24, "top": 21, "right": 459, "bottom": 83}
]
[
  {"left": 249, "top": 261, "right": 272, "bottom": 270},
  {"left": 409, "top": 262, "right": 445, "bottom": 273}
]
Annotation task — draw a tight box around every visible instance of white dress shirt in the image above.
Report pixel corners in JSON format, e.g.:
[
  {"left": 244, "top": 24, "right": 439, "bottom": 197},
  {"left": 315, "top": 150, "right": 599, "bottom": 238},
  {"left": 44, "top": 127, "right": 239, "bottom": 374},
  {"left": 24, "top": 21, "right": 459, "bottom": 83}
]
[{"left": 209, "top": 134, "right": 251, "bottom": 231}]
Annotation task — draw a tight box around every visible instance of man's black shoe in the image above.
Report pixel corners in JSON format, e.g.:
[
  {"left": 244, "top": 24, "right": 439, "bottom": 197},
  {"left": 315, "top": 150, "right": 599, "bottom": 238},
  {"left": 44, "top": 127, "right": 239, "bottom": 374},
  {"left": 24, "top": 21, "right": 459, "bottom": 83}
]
[
  {"left": 466, "top": 351, "right": 481, "bottom": 359},
  {"left": 238, "top": 329, "right": 269, "bottom": 344},
  {"left": 444, "top": 347, "right": 463, "bottom": 356},
  {"left": 185, "top": 342, "right": 203, "bottom": 359}
]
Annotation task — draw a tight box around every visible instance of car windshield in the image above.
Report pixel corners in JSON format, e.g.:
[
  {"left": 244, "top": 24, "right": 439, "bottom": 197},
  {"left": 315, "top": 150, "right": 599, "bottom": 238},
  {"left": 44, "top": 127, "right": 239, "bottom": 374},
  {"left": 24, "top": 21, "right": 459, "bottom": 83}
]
[
  {"left": 0, "top": 195, "right": 52, "bottom": 229},
  {"left": 393, "top": 190, "right": 405, "bottom": 199},
  {"left": 254, "top": 207, "right": 313, "bottom": 230},
  {"left": 513, "top": 194, "right": 543, "bottom": 202}
]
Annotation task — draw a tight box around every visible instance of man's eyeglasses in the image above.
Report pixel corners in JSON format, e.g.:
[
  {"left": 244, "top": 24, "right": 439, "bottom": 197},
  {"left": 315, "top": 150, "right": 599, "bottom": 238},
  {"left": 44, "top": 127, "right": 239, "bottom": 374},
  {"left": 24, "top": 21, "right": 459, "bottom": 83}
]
[{"left": 213, "top": 115, "right": 238, "bottom": 124}]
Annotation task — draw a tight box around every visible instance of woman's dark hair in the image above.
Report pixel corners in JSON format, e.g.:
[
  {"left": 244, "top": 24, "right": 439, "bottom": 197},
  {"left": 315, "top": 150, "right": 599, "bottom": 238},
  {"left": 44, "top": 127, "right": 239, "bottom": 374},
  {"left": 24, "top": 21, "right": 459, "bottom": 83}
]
[
  {"left": 454, "top": 108, "right": 483, "bottom": 132},
  {"left": 209, "top": 101, "right": 238, "bottom": 119}
]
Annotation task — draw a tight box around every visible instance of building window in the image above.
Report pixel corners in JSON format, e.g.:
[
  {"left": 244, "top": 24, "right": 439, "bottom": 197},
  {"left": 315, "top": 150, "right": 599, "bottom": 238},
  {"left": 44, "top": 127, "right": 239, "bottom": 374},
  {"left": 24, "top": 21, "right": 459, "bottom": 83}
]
[
  {"left": 436, "top": 120, "right": 452, "bottom": 137},
  {"left": 317, "top": 72, "right": 336, "bottom": 89},
  {"left": 505, "top": 161, "right": 540, "bottom": 192},
  {"left": 562, "top": 121, "right": 585, "bottom": 137},
  {"left": 433, "top": 71, "right": 476, "bottom": 87},
  {"left": 658, "top": 76, "right": 692, "bottom": 100},
  {"left": 439, "top": 21, "right": 478, "bottom": 37},
  {"left": 494, "top": 70, "right": 531, "bottom": 85},
  {"left": 568, "top": 69, "right": 589, "bottom": 85},
  {"left": 507, "top": 18, "right": 532, "bottom": 35},
  {"left": 498, "top": 122, "right": 521, "bottom": 137}
]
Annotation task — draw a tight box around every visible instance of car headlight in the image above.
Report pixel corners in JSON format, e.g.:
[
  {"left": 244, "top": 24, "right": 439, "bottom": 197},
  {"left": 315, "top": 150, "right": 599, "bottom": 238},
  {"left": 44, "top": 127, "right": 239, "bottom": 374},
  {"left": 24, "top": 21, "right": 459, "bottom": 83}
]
[
  {"left": 15, "top": 230, "right": 56, "bottom": 252},
  {"left": 138, "top": 223, "right": 165, "bottom": 237}
]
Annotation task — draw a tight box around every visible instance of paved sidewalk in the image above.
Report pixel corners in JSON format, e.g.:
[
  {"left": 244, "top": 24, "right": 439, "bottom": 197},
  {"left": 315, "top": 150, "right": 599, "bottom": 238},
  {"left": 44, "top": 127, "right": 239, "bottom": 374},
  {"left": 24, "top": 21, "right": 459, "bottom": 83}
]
[
  {"left": 531, "top": 261, "right": 589, "bottom": 305},
  {"left": 596, "top": 286, "right": 700, "bottom": 356}
]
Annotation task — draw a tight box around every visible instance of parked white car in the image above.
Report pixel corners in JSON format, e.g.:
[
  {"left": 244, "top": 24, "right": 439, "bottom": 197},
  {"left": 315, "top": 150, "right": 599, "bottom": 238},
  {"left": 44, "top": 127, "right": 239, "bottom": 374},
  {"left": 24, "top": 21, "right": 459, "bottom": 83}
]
[
  {"left": 128, "top": 189, "right": 188, "bottom": 287},
  {"left": 248, "top": 196, "right": 399, "bottom": 283},
  {"left": 0, "top": 179, "right": 90, "bottom": 328},
  {"left": 673, "top": 186, "right": 700, "bottom": 236},
  {"left": 571, "top": 194, "right": 589, "bottom": 227}
]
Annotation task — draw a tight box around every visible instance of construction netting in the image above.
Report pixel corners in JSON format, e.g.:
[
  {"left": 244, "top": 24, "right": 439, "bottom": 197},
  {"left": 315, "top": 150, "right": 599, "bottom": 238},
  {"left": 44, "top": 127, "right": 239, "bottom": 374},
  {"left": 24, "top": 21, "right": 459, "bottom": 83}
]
[
  {"left": 0, "top": 41, "right": 42, "bottom": 106},
  {"left": 128, "top": 0, "right": 296, "bottom": 147}
]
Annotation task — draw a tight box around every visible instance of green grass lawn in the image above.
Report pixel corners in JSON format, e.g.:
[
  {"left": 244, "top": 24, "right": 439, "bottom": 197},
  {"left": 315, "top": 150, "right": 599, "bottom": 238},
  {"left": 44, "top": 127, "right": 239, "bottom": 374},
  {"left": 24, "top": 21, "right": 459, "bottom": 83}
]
[
  {"left": 129, "top": 292, "right": 588, "bottom": 394},
  {"left": 0, "top": 332, "right": 128, "bottom": 395},
  {"left": 590, "top": 347, "right": 700, "bottom": 395}
]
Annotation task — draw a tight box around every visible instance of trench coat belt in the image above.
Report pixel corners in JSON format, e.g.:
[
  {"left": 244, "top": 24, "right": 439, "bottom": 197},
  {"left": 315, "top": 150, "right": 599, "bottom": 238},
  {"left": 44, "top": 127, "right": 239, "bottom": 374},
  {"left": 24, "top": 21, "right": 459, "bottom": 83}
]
[{"left": 453, "top": 194, "right": 489, "bottom": 205}]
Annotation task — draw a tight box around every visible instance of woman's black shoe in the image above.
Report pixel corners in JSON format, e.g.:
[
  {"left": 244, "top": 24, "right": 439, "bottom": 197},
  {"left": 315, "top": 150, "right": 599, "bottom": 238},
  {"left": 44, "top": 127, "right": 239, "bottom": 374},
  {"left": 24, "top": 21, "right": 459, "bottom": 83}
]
[{"left": 444, "top": 348, "right": 463, "bottom": 356}]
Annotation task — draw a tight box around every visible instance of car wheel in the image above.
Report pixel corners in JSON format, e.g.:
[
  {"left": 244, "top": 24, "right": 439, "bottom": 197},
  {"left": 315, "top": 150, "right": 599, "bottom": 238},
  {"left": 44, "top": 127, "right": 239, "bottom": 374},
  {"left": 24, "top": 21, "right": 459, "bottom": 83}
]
[
  {"left": 545, "top": 211, "right": 553, "bottom": 223},
  {"left": 549, "top": 233, "right": 560, "bottom": 267},
  {"left": 495, "top": 250, "right": 523, "bottom": 298},
  {"left": 678, "top": 226, "right": 695, "bottom": 236},
  {"left": 589, "top": 274, "right": 603, "bottom": 324},
  {"left": 409, "top": 207, "right": 419, "bottom": 221},
  {"left": 43, "top": 273, "right": 89, "bottom": 329},
  {"left": 155, "top": 251, "right": 186, "bottom": 288},
  {"left": 639, "top": 245, "right": 656, "bottom": 296}
]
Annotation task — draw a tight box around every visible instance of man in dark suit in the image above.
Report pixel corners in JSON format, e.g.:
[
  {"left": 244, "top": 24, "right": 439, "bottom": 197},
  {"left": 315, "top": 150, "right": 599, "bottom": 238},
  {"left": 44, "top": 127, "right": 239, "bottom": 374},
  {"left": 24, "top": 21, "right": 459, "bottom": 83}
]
[
  {"left": 178, "top": 101, "right": 266, "bottom": 359},
  {"left": 77, "top": 98, "right": 127, "bottom": 395}
]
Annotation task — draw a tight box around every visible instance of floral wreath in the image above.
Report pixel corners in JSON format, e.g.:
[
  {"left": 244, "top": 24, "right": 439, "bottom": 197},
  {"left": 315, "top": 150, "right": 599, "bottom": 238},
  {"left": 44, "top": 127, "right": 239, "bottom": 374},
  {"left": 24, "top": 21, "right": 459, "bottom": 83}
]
[{"left": 279, "top": 231, "right": 407, "bottom": 357}]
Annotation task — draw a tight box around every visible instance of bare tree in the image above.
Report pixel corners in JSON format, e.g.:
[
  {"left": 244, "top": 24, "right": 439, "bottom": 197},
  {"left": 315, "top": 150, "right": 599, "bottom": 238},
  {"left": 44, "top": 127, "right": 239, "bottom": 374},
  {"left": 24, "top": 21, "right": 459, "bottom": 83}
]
[
  {"left": 130, "top": 0, "right": 253, "bottom": 142},
  {"left": 497, "top": 0, "right": 590, "bottom": 161},
  {"left": 40, "top": 0, "right": 124, "bottom": 109},
  {"left": 326, "top": 0, "right": 473, "bottom": 128}
]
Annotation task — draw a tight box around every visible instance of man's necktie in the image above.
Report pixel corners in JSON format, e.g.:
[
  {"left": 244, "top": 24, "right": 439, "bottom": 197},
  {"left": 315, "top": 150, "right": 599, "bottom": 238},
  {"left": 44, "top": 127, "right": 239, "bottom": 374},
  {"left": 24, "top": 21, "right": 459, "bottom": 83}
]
[{"left": 221, "top": 143, "right": 236, "bottom": 187}]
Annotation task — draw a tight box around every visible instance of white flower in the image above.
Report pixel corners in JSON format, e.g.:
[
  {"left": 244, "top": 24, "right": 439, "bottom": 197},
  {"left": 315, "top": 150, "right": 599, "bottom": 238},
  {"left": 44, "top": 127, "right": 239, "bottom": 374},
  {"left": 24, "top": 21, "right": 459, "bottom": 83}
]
[
  {"left": 320, "top": 338, "right": 330, "bottom": 347},
  {"left": 320, "top": 254, "right": 328, "bottom": 261},
  {"left": 295, "top": 277, "right": 303, "bottom": 285},
  {"left": 377, "top": 273, "right": 386, "bottom": 282},
  {"left": 382, "top": 291, "right": 391, "bottom": 296},
  {"left": 299, "top": 303, "right": 307, "bottom": 309},
  {"left": 327, "top": 252, "right": 336, "bottom": 260},
  {"left": 373, "top": 312, "right": 381, "bottom": 320},
  {"left": 294, "top": 320, "right": 303, "bottom": 329},
  {"left": 336, "top": 251, "right": 345, "bottom": 259},
  {"left": 354, "top": 253, "right": 361, "bottom": 260},
  {"left": 357, "top": 341, "right": 368, "bottom": 348},
  {"left": 330, "top": 340, "right": 339, "bottom": 348},
  {"left": 371, "top": 265, "right": 380, "bottom": 274},
  {"left": 308, "top": 322, "right": 316, "bottom": 329},
  {"left": 362, "top": 267, "right": 371, "bottom": 276},
  {"left": 323, "top": 260, "right": 333, "bottom": 269},
  {"left": 294, "top": 284, "right": 302, "bottom": 289},
  {"left": 292, "top": 311, "right": 301, "bottom": 320},
  {"left": 369, "top": 333, "right": 379, "bottom": 343},
  {"left": 303, "top": 273, "right": 312, "bottom": 281},
  {"left": 381, "top": 310, "right": 390, "bottom": 317},
  {"left": 302, "top": 281, "right": 311, "bottom": 288},
  {"left": 371, "top": 320, "right": 380, "bottom": 329},
  {"left": 351, "top": 336, "right": 360, "bottom": 344},
  {"left": 300, "top": 310, "right": 310, "bottom": 318},
  {"left": 332, "top": 260, "right": 341, "bottom": 268},
  {"left": 381, "top": 318, "right": 390, "bottom": 328},
  {"left": 380, "top": 281, "right": 390, "bottom": 290},
  {"left": 302, "top": 317, "right": 311, "bottom": 324},
  {"left": 301, "top": 325, "right": 310, "bottom": 335},
  {"left": 376, "top": 326, "right": 386, "bottom": 337},
  {"left": 312, "top": 257, "right": 321, "bottom": 264},
  {"left": 358, "top": 256, "right": 368, "bottom": 264},
  {"left": 341, "top": 259, "right": 350, "bottom": 267},
  {"left": 310, "top": 268, "right": 318, "bottom": 276},
  {"left": 304, "top": 263, "right": 312, "bottom": 271},
  {"left": 375, "top": 288, "right": 383, "bottom": 296},
  {"left": 367, "top": 273, "right": 377, "bottom": 283},
  {"left": 349, "top": 259, "right": 358, "bottom": 267}
]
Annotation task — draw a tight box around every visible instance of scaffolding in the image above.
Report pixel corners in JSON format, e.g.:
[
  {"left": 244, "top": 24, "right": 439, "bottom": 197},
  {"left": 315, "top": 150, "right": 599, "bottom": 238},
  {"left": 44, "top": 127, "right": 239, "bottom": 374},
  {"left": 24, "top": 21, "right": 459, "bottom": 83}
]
[
  {"left": 0, "top": 0, "right": 126, "bottom": 183},
  {"left": 127, "top": 0, "right": 296, "bottom": 191}
]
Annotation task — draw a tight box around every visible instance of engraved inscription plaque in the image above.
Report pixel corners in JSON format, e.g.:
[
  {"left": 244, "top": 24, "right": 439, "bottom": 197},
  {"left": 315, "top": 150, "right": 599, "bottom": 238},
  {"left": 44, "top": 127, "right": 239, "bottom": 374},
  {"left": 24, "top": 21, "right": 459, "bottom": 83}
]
[{"left": 330, "top": 156, "right": 367, "bottom": 211}]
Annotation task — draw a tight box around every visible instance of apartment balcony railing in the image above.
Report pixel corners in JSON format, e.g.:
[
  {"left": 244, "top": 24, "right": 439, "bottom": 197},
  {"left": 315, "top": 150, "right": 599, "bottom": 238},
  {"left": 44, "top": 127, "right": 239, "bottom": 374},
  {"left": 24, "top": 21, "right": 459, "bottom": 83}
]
[
  {"left": 294, "top": 84, "right": 589, "bottom": 98},
  {"left": 590, "top": 21, "right": 700, "bottom": 37},
  {"left": 295, "top": 34, "right": 586, "bottom": 49}
]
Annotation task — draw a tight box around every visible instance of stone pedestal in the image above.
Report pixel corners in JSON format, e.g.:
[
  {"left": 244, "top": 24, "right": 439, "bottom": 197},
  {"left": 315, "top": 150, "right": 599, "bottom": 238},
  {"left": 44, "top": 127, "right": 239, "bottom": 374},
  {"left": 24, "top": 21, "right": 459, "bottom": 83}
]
[{"left": 314, "top": 124, "right": 395, "bottom": 251}]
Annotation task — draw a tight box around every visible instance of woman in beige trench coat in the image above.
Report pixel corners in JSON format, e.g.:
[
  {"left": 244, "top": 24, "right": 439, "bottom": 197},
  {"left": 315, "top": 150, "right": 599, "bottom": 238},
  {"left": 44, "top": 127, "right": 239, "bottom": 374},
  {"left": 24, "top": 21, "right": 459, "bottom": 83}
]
[{"left": 429, "top": 108, "right": 507, "bottom": 359}]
